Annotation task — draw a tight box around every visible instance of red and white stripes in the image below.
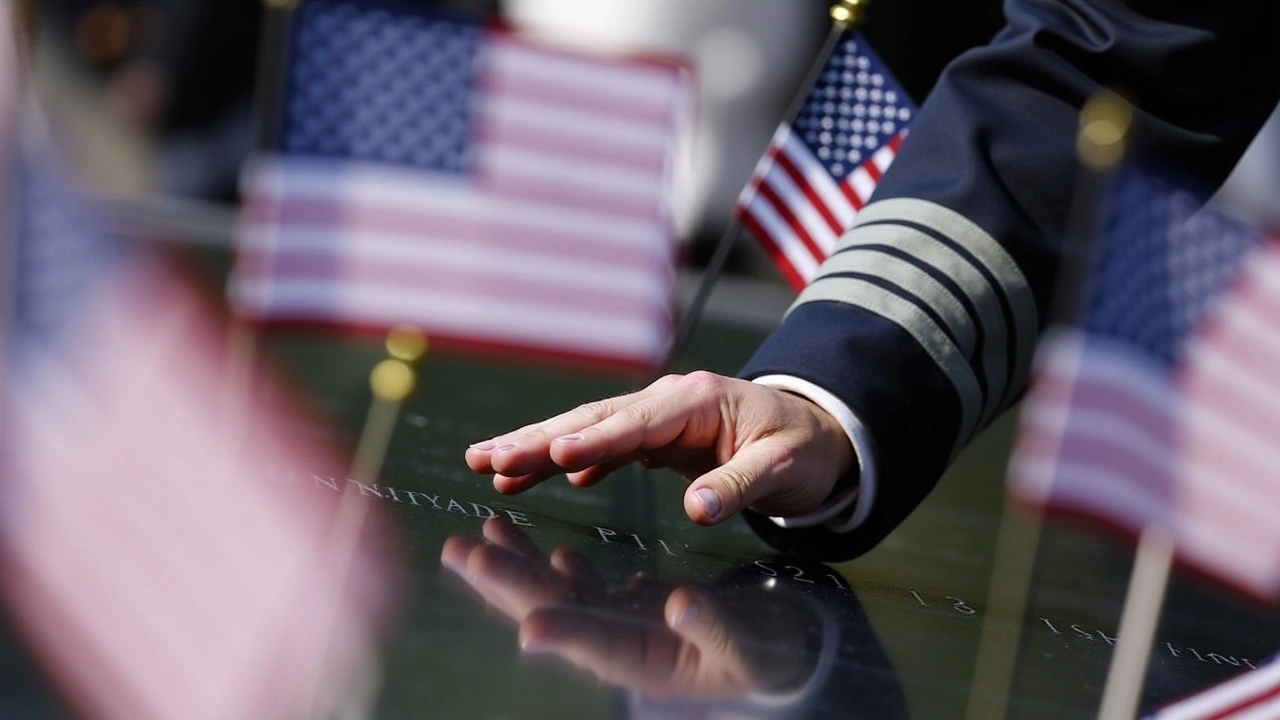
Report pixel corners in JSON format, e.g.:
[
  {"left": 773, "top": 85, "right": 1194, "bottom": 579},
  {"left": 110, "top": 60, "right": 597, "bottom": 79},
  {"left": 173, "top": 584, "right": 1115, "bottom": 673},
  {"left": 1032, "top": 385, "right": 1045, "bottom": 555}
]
[{"left": 735, "top": 125, "right": 905, "bottom": 289}]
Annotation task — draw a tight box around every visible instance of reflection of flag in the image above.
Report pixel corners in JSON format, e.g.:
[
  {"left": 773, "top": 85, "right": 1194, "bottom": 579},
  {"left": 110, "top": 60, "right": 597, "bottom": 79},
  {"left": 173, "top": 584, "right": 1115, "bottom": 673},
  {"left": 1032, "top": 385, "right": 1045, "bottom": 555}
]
[
  {"left": 1009, "top": 167, "right": 1280, "bottom": 599},
  {"left": 1147, "top": 655, "right": 1280, "bottom": 719},
  {"left": 2, "top": 62, "right": 389, "bottom": 720},
  {"left": 734, "top": 32, "right": 915, "bottom": 290},
  {"left": 232, "top": 0, "right": 691, "bottom": 372}
]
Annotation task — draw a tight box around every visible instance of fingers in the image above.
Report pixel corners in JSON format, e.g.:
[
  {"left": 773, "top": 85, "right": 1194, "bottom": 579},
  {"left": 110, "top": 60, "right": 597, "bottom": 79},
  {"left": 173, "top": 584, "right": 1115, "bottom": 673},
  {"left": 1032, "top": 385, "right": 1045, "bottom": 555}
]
[
  {"left": 548, "top": 373, "right": 727, "bottom": 471},
  {"left": 440, "top": 535, "right": 480, "bottom": 576},
  {"left": 521, "top": 606, "right": 682, "bottom": 695},
  {"left": 549, "top": 547, "right": 601, "bottom": 586},
  {"left": 467, "top": 544, "right": 572, "bottom": 620},
  {"left": 465, "top": 375, "right": 686, "bottom": 487},
  {"left": 482, "top": 516, "right": 542, "bottom": 559},
  {"left": 562, "top": 445, "right": 716, "bottom": 489},
  {"left": 493, "top": 468, "right": 559, "bottom": 495},
  {"left": 563, "top": 452, "right": 642, "bottom": 488},
  {"left": 664, "top": 587, "right": 735, "bottom": 665},
  {"left": 439, "top": 519, "right": 570, "bottom": 620},
  {"left": 666, "top": 586, "right": 788, "bottom": 694},
  {"left": 681, "top": 442, "right": 790, "bottom": 526}
]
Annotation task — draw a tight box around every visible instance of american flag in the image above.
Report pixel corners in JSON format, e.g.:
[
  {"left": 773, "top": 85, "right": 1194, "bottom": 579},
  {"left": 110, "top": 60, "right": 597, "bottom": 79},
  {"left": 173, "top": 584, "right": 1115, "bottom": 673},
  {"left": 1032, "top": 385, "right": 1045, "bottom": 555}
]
[
  {"left": 734, "top": 31, "right": 915, "bottom": 290},
  {"left": 1009, "top": 166, "right": 1280, "bottom": 599},
  {"left": 1, "top": 40, "right": 391, "bottom": 720},
  {"left": 1148, "top": 655, "right": 1280, "bottom": 719},
  {"left": 232, "top": 0, "right": 692, "bottom": 372}
]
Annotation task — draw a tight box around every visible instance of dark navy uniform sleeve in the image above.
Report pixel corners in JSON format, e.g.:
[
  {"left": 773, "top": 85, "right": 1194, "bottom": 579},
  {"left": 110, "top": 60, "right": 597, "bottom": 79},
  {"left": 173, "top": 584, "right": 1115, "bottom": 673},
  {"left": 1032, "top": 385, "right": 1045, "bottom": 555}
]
[{"left": 740, "top": 0, "right": 1280, "bottom": 561}]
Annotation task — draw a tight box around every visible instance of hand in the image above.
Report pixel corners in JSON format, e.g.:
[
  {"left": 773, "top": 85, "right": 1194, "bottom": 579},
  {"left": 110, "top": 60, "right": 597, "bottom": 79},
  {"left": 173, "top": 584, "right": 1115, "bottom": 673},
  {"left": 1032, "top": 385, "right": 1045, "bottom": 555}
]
[
  {"left": 441, "top": 518, "right": 810, "bottom": 698},
  {"left": 464, "top": 371, "right": 854, "bottom": 525}
]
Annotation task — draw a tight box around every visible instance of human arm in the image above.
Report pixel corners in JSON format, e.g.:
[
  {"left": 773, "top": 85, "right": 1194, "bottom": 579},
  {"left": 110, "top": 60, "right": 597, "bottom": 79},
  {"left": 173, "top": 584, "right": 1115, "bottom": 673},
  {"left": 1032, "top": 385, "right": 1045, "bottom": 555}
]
[
  {"left": 740, "top": 0, "right": 1280, "bottom": 559},
  {"left": 466, "top": 0, "right": 1280, "bottom": 559}
]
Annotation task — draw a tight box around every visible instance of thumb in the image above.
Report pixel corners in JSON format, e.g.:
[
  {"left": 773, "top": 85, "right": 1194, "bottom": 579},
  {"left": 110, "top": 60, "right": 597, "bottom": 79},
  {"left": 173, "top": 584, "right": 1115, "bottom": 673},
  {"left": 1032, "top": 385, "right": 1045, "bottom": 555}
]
[
  {"left": 683, "top": 443, "right": 790, "bottom": 525},
  {"left": 664, "top": 587, "right": 733, "bottom": 658},
  {"left": 664, "top": 587, "right": 755, "bottom": 689}
]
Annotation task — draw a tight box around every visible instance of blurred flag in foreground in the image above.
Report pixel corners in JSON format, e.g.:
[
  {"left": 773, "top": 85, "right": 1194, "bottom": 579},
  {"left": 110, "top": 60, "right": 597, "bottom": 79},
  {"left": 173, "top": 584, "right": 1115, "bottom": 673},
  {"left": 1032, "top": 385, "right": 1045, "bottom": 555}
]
[
  {"left": 1009, "top": 166, "right": 1280, "bottom": 600},
  {"left": 232, "top": 0, "right": 692, "bottom": 373},
  {"left": 1, "top": 37, "right": 391, "bottom": 720},
  {"left": 1147, "top": 654, "right": 1280, "bottom": 719},
  {"left": 734, "top": 31, "right": 915, "bottom": 290}
]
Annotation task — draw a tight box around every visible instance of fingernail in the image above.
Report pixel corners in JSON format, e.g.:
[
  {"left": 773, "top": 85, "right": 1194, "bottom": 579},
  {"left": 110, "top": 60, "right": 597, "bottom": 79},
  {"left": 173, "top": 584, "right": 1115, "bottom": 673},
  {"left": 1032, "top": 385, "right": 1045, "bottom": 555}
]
[
  {"left": 470, "top": 440, "right": 497, "bottom": 451},
  {"left": 494, "top": 443, "right": 518, "bottom": 453},
  {"left": 520, "top": 637, "right": 551, "bottom": 654},
  {"left": 695, "top": 488, "right": 721, "bottom": 520},
  {"left": 555, "top": 433, "right": 584, "bottom": 443},
  {"left": 673, "top": 600, "right": 700, "bottom": 630}
]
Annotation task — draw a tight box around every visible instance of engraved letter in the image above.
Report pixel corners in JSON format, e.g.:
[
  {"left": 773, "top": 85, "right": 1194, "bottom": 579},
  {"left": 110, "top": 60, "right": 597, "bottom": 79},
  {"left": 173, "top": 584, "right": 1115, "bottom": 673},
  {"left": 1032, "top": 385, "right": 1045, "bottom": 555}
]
[
  {"left": 595, "top": 526, "right": 617, "bottom": 543},
  {"left": 446, "top": 499, "right": 469, "bottom": 515},
  {"left": 502, "top": 509, "right": 534, "bottom": 527},
  {"left": 1164, "top": 643, "right": 1182, "bottom": 658},
  {"left": 347, "top": 480, "right": 383, "bottom": 498},
  {"left": 1041, "top": 618, "right": 1063, "bottom": 635},
  {"left": 1070, "top": 625, "right": 1094, "bottom": 640},
  {"left": 752, "top": 560, "right": 778, "bottom": 577},
  {"left": 470, "top": 503, "right": 496, "bottom": 519},
  {"left": 402, "top": 491, "right": 439, "bottom": 508},
  {"left": 311, "top": 474, "right": 340, "bottom": 492}
]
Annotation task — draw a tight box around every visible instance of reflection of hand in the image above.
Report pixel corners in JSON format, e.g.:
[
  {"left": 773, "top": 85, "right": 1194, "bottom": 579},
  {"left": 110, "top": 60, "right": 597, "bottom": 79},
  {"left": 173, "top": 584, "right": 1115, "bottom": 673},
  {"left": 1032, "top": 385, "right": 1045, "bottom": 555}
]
[
  {"left": 441, "top": 518, "right": 811, "bottom": 699},
  {"left": 464, "top": 372, "right": 853, "bottom": 526}
]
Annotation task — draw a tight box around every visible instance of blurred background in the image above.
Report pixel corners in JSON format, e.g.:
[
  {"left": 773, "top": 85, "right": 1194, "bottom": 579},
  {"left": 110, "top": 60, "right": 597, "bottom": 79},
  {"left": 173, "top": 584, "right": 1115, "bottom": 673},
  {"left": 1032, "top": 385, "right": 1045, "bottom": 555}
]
[
  {"left": 26, "top": 0, "right": 1280, "bottom": 311},
  {"left": 9, "top": 5, "right": 1280, "bottom": 719},
  {"left": 28, "top": 0, "right": 1013, "bottom": 275}
]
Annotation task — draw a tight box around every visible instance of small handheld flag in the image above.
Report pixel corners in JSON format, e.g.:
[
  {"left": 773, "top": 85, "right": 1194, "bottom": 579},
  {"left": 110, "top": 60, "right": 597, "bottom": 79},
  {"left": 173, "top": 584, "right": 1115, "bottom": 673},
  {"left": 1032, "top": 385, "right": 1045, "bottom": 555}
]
[
  {"left": 1147, "top": 655, "right": 1280, "bottom": 720},
  {"left": 0, "top": 21, "right": 395, "bottom": 719},
  {"left": 232, "top": 0, "right": 693, "bottom": 373},
  {"left": 1009, "top": 165, "right": 1280, "bottom": 601},
  {"left": 734, "top": 27, "right": 915, "bottom": 289}
]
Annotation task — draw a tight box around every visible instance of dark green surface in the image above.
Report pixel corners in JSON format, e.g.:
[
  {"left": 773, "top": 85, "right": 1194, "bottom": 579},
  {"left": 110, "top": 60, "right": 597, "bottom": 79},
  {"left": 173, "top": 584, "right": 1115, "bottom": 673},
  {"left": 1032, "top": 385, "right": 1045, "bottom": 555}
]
[
  {"left": 272, "top": 316, "right": 1278, "bottom": 719},
  {"left": 3, "top": 314, "right": 1277, "bottom": 719}
]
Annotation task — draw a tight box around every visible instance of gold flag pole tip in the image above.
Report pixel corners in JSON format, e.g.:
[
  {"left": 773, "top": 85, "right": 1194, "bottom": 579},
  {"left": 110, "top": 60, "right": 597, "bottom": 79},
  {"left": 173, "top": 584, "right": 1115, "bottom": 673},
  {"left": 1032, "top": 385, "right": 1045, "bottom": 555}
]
[
  {"left": 1077, "top": 92, "right": 1133, "bottom": 171},
  {"left": 385, "top": 324, "right": 428, "bottom": 363},
  {"left": 830, "top": 0, "right": 870, "bottom": 27},
  {"left": 370, "top": 360, "right": 416, "bottom": 403}
]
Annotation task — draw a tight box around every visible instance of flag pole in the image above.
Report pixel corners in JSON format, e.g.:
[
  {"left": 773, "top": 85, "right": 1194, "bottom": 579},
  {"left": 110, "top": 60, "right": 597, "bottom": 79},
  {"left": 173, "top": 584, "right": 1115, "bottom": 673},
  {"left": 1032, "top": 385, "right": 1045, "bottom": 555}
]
[
  {"left": 223, "top": 0, "right": 300, "bottom": 430},
  {"left": 1097, "top": 527, "right": 1176, "bottom": 720},
  {"left": 963, "top": 91, "right": 1134, "bottom": 720},
  {"left": 0, "top": 5, "right": 23, "bottom": 395},
  {"left": 348, "top": 324, "right": 427, "bottom": 488},
  {"left": 307, "top": 325, "right": 426, "bottom": 719},
  {"left": 962, "top": 502, "right": 1047, "bottom": 720},
  {"left": 665, "top": 0, "right": 869, "bottom": 368}
]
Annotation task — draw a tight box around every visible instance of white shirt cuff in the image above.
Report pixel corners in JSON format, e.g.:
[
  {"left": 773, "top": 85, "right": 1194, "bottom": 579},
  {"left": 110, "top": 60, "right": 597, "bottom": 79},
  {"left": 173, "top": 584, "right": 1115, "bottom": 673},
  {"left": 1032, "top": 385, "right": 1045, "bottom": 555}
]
[{"left": 751, "top": 375, "right": 877, "bottom": 534}]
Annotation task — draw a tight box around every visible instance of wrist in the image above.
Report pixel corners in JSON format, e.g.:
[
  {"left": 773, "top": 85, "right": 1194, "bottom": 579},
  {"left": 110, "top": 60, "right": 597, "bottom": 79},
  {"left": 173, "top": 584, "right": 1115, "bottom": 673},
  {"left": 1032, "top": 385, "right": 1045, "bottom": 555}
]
[
  {"left": 749, "top": 375, "right": 877, "bottom": 532},
  {"left": 795, "top": 392, "right": 856, "bottom": 481}
]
